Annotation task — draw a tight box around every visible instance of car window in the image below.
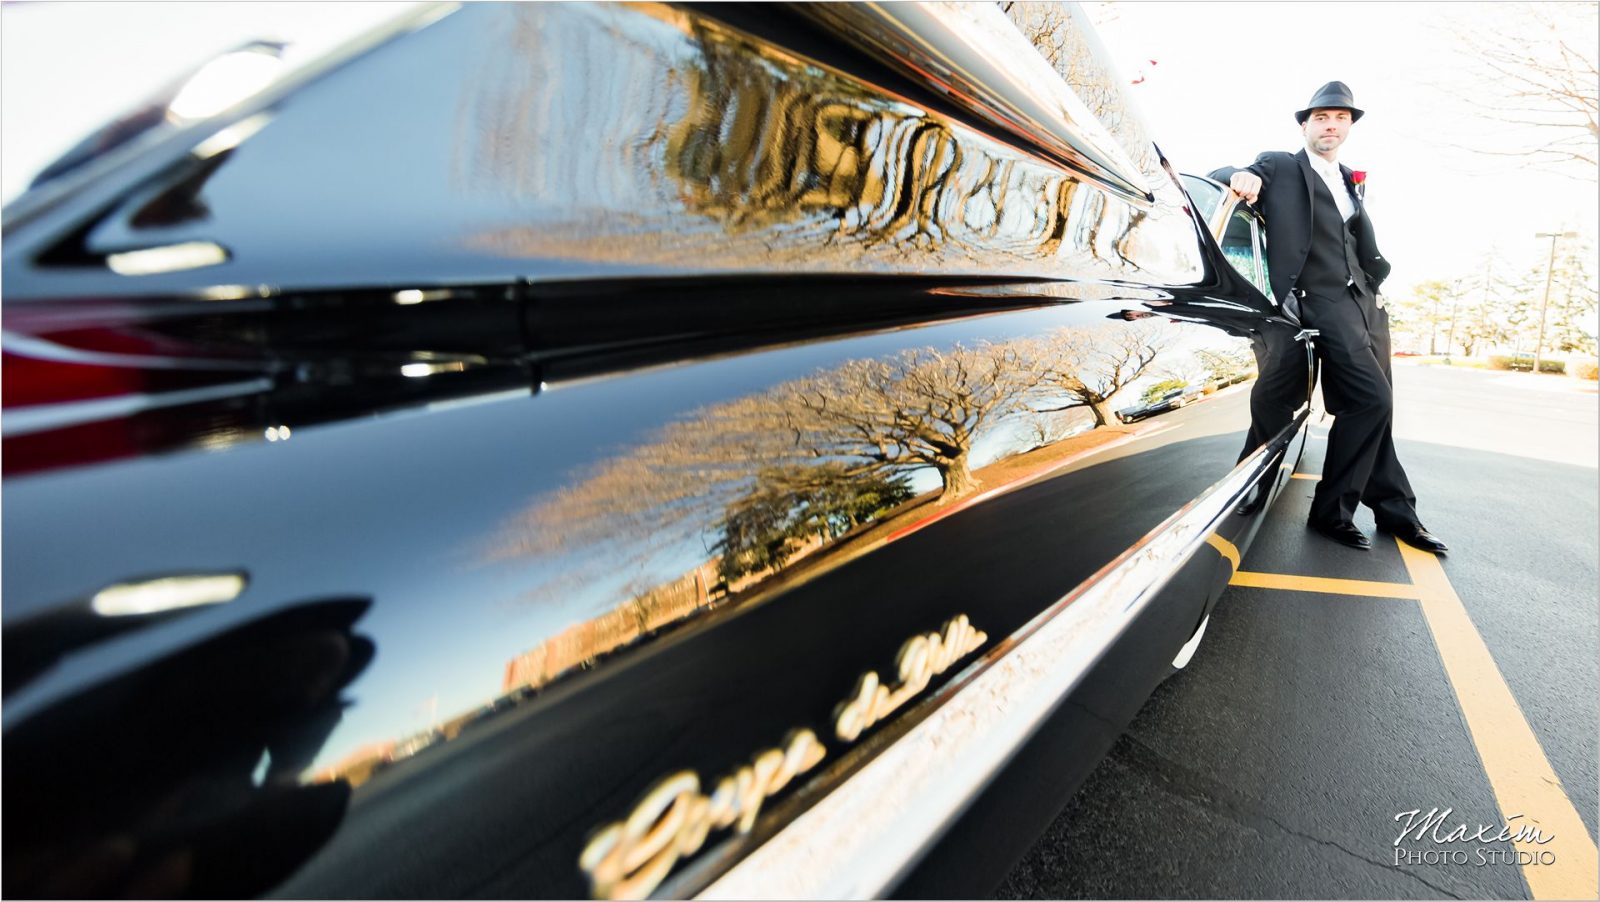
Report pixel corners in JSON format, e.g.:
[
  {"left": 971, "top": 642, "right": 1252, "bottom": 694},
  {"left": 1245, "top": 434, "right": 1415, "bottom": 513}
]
[
  {"left": 1180, "top": 174, "right": 1225, "bottom": 223},
  {"left": 1220, "top": 208, "right": 1264, "bottom": 291}
]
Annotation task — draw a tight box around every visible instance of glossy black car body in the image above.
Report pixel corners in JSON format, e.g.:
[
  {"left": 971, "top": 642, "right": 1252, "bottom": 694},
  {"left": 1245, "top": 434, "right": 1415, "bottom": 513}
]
[{"left": 2, "top": 3, "right": 1314, "bottom": 898}]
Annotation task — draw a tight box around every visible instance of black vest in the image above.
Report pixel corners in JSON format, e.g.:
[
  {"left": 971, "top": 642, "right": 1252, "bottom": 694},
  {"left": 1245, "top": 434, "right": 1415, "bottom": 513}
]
[{"left": 1299, "top": 172, "right": 1370, "bottom": 299}]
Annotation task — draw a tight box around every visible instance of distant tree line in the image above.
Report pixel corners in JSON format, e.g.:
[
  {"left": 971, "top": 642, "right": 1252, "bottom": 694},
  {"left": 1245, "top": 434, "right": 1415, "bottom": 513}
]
[{"left": 1389, "top": 240, "right": 1597, "bottom": 359}]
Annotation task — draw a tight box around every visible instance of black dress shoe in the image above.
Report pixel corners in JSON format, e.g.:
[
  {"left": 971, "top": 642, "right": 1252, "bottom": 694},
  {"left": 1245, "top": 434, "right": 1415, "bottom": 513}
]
[
  {"left": 1308, "top": 518, "right": 1372, "bottom": 549},
  {"left": 1379, "top": 521, "right": 1448, "bottom": 554}
]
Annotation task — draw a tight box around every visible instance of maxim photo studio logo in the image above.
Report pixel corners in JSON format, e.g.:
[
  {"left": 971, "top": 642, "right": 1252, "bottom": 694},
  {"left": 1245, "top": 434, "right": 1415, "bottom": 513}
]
[{"left": 1393, "top": 807, "right": 1556, "bottom": 867}]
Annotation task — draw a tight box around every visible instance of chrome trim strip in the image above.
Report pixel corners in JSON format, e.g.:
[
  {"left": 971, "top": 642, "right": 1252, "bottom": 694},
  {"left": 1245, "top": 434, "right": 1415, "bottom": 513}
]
[
  {"left": 795, "top": 2, "right": 1152, "bottom": 205},
  {"left": 697, "top": 429, "right": 1286, "bottom": 900}
]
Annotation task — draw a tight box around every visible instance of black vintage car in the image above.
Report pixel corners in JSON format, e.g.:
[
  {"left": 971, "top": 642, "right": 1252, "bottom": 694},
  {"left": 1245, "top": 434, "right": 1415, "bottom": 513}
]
[{"left": 1, "top": 3, "right": 1313, "bottom": 898}]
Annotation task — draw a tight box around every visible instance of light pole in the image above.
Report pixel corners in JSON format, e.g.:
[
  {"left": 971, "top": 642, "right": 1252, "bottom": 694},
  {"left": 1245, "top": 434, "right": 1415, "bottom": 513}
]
[{"left": 1533, "top": 231, "right": 1577, "bottom": 374}]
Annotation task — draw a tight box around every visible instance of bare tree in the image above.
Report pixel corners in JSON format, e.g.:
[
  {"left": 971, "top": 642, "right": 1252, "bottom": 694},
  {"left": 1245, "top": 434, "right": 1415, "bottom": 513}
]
[{"left": 1433, "top": 3, "right": 1598, "bottom": 178}]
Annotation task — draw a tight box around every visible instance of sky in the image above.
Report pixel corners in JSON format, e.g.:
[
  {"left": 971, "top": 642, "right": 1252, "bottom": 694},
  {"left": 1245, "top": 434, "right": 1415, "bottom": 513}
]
[{"left": 1083, "top": 1, "right": 1599, "bottom": 296}]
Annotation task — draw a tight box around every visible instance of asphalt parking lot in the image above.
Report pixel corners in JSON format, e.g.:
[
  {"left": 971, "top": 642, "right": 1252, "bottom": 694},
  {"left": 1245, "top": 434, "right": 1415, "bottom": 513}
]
[{"left": 1000, "top": 364, "right": 1599, "bottom": 900}]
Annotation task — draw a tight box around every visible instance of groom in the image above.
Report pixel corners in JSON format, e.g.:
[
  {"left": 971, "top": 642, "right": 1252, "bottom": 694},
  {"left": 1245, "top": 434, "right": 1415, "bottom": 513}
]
[{"left": 1209, "top": 81, "right": 1447, "bottom": 553}]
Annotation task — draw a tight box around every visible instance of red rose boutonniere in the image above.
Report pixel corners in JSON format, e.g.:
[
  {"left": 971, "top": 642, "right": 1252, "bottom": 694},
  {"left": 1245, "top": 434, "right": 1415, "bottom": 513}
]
[{"left": 1350, "top": 169, "right": 1367, "bottom": 200}]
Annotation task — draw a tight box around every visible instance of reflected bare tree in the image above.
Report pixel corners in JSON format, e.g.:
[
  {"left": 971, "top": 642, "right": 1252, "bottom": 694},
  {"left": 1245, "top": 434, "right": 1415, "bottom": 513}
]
[
  {"left": 485, "top": 322, "right": 1180, "bottom": 697},
  {"left": 486, "top": 323, "right": 1179, "bottom": 616},
  {"left": 1022, "top": 323, "right": 1170, "bottom": 427},
  {"left": 763, "top": 343, "right": 1046, "bottom": 500},
  {"left": 488, "top": 342, "right": 1045, "bottom": 595}
]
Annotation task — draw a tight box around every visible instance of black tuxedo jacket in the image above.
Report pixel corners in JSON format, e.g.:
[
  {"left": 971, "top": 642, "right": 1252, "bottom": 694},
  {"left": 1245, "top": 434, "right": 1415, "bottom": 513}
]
[{"left": 1208, "top": 149, "right": 1390, "bottom": 309}]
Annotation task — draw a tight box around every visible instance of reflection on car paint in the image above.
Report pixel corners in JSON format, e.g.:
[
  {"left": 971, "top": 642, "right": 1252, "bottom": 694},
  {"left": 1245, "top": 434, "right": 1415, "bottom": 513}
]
[
  {"left": 453, "top": 3, "right": 1203, "bottom": 283},
  {"left": 483, "top": 313, "right": 1247, "bottom": 699},
  {"left": 4, "top": 599, "right": 374, "bottom": 899},
  {"left": 0, "top": 1, "right": 1316, "bottom": 898}
]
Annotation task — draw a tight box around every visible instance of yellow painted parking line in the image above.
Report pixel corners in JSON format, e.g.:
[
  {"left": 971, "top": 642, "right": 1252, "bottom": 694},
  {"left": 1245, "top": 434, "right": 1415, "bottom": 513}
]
[
  {"left": 1228, "top": 570, "right": 1426, "bottom": 599},
  {"left": 1397, "top": 540, "right": 1600, "bottom": 900},
  {"left": 1206, "top": 534, "right": 1240, "bottom": 573}
]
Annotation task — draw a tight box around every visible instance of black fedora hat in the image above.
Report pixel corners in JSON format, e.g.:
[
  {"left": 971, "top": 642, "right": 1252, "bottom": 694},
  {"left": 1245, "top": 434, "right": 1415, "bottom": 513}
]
[{"left": 1295, "top": 81, "right": 1364, "bottom": 124}]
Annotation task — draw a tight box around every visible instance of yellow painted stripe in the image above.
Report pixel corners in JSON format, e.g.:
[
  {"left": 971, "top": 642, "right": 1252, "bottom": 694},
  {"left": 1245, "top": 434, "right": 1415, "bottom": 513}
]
[
  {"left": 1206, "top": 534, "right": 1240, "bottom": 573},
  {"left": 1290, "top": 473, "right": 1321, "bottom": 480},
  {"left": 1397, "top": 540, "right": 1599, "bottom": 899},
  {"left": 1229, "top": 570, "right": 1425, "bottom": 599}
]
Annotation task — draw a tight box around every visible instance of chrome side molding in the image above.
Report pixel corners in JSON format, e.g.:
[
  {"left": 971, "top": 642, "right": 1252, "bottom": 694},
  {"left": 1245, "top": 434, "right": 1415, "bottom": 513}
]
[{"left": 794, "top": 2, "right": 1153, "bottom": 205}]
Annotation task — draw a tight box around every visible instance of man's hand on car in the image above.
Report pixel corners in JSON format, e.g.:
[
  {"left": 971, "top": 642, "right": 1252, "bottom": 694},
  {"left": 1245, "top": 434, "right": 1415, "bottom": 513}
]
[{"left": 1228, "top": 172, "right": 1261, "bottom": 204}]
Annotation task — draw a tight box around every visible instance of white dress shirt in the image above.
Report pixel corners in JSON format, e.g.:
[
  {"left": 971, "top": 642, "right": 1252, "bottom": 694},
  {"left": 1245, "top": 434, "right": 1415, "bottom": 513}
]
[{"left": 1307, "top": 153, "right": 1355, "bottom": 222}]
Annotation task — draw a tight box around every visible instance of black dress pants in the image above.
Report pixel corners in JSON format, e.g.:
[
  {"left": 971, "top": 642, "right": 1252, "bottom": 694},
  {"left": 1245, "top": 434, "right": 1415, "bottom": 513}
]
[{"left": 1300, "top": 286, "right": 1419, "bottom": 527}]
